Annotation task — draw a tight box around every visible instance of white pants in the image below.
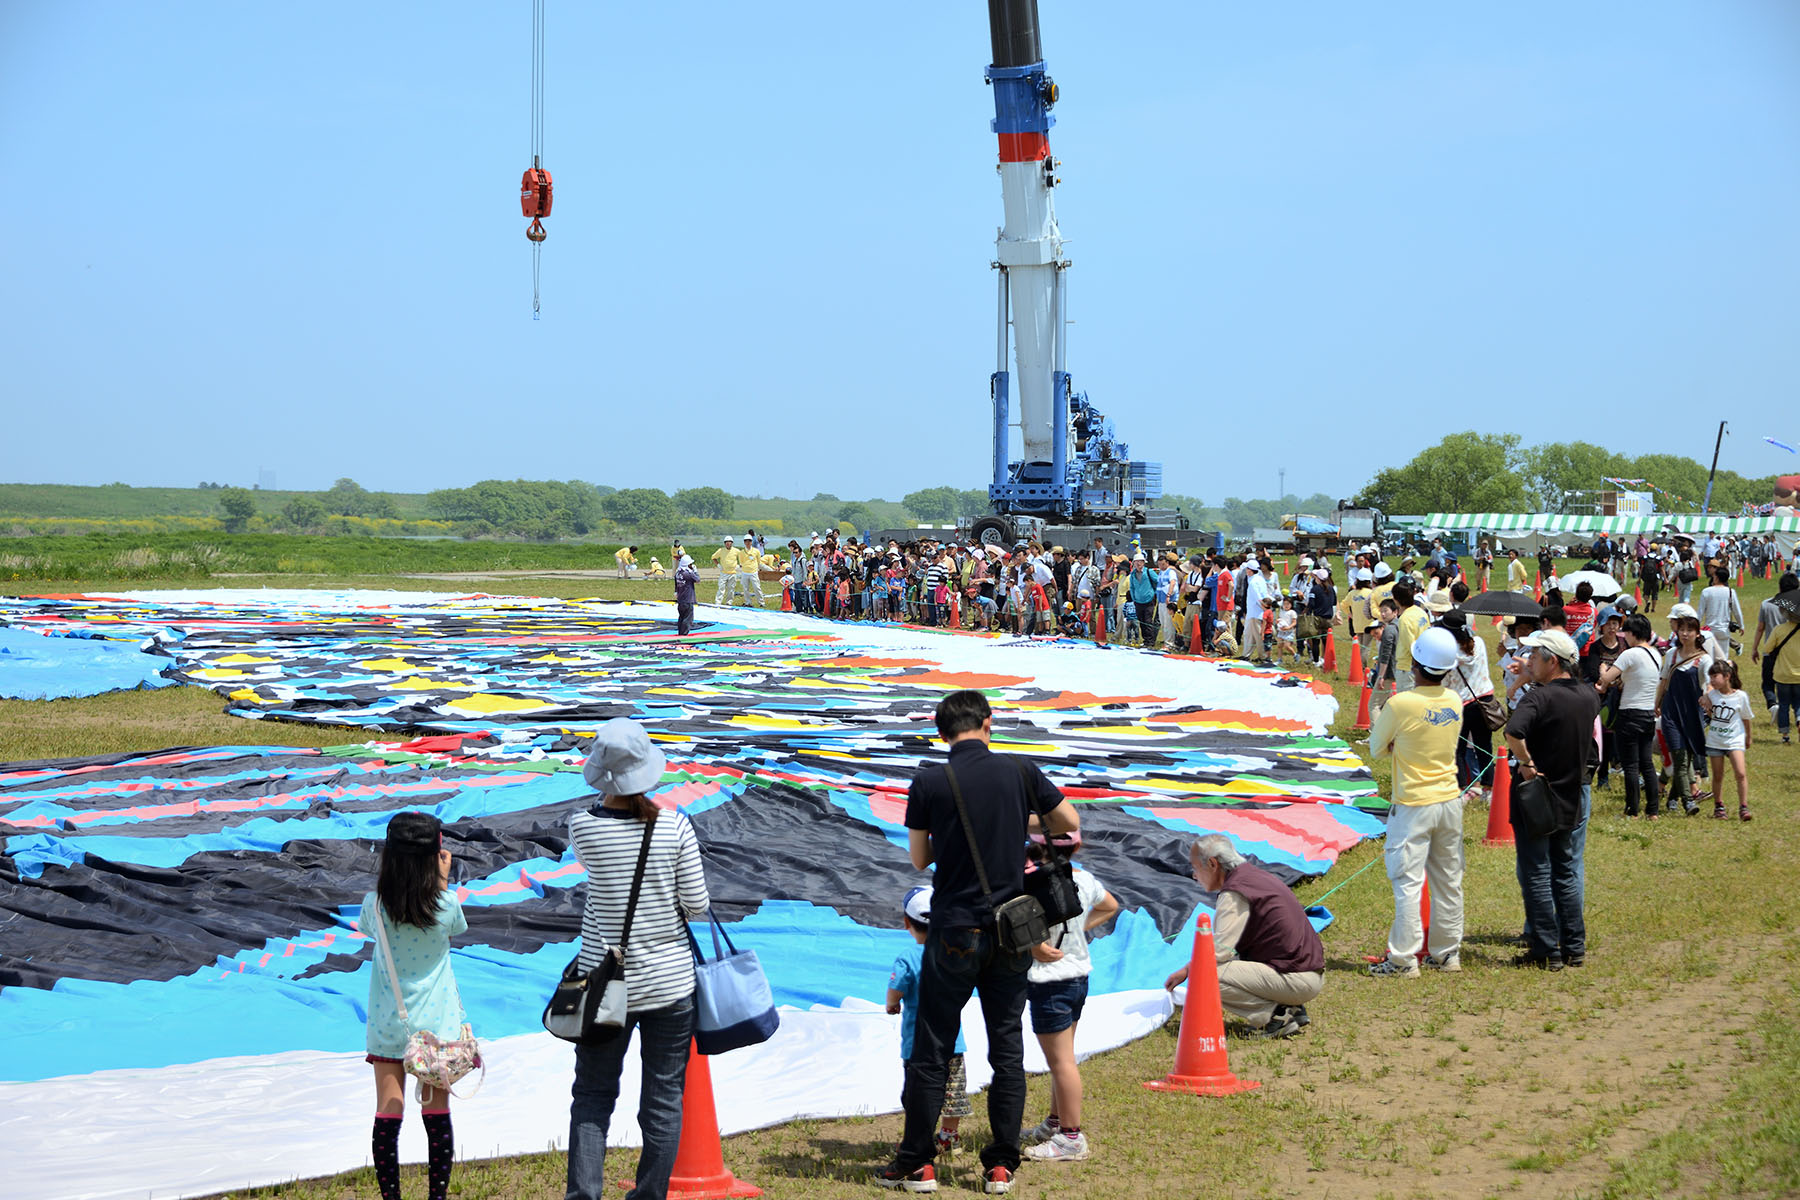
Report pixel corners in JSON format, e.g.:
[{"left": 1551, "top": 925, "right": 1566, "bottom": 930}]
[
  {"left": 736, "top": 571, "right": 764, "bottom": 606},
  {"left": 715, "top": 570, "right": 740, "bottom": 605},
  {"left": 1217, "top": 961, "right": 1324, "bottom": 1027},
  {"left": 1383, "top": 798, "right": 1465, "bottom": 964}
]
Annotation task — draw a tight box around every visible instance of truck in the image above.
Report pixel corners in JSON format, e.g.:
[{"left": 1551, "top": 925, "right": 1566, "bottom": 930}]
[{"left": 867, "top": 0, "right": 1211, "bottom": 556}]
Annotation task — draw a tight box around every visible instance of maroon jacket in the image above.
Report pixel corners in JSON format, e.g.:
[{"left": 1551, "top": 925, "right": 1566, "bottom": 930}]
[{"left": 1222, "top": 862, "right": 1325, "bottom": 975}]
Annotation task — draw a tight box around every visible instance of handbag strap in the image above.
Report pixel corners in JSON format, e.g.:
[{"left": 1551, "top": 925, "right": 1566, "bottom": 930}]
[
  {"left": 369, "top": 900, "right": 410, "bottom": 1026},
  {"left": 613, "top": 817, "right": 657, "bottom": 960},
  {"left": 943, "top": 764, "right": 998, "bottom": 910}
]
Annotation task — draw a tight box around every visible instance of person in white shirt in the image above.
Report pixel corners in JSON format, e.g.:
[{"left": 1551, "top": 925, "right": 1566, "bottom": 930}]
[
  {"left": 1597, "top": 614, "right": 1665, "bottom": 818},
  {"left": 1242, "top": 560, "right": 1276, "bottom": 661},
  {"left": 1019, "top": 833, "right": 1119, "bottom": 1164},
  {"left": 1696, "top": 566, "right": 1743, "bottom": 652},
  {"left": 1438, "top": 614, "right": 1496, "bottom": 801},
  {"left": 1700, "top": 660, "right": 1754, "bottom": 821}
]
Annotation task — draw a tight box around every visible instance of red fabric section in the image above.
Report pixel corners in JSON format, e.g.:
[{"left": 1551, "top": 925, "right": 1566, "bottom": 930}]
[{"left": 997, "top": 132, "right": 1049, "bottom": 162}]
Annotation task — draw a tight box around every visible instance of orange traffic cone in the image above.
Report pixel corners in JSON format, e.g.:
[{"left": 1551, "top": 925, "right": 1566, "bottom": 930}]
[
  {"left": 644, "top": 1042, "right": 761, "bottom": 1200},
  {"left": 1634, "top": 583, "right": 1642, "bottom": 606},
  {"left": 1143, "top": 915, "right": 1260, "bottom": 1096},
  {"left": 1353, "top": 681, "right": 1372, "bottom": 732},
  {"left": 1322, "top": 629, "right": 1337, "bottom": 675},
  {"left": 950, "top": 590, "right": 961, "bottom": 630},
  {"left": 1482, "top": 758, "right": 1514, "bottom": 847},
  {"left": 1347, "top": 637, "right": 1364, "bottom": 683},
  {"left": 1418, "top": 877, "right": 1432, "bottom": 960},
  {"left": 1737, "top": 562, "right": 1745, "bottom": 587}
]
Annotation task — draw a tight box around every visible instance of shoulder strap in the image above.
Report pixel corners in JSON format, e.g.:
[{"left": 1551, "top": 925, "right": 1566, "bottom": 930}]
[
  {"left": 1774, "top": 620, "right": 1800, "bottom": 662},
  {"left": 370, "top": 901, "right": 410, "bottom": 1026},
  {"left": 614, "top": 818, "right": 657, "bottom": 958},
  {"left": 942, "top": 765, "right": 996, "bottom": 906}
]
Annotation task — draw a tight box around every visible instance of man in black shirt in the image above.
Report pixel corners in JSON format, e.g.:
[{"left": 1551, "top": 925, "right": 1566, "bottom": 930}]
[
  {"left": 879, "top": 691, "right": 1079, "bottom": 1194},
  {"left": 1502, "top": 629, "right": 1600, "bottom": 969}
]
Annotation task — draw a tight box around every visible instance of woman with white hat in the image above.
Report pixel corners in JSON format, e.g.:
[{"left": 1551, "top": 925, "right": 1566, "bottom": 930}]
[{"left": 565, "top": 719, "right": 712, "bottom": 1200}]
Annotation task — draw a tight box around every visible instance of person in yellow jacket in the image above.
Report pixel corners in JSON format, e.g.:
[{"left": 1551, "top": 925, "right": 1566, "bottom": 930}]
[
  {"left": 1758, "top": 583, "right": 1800, "bottom": 743},
  {"left": 1391, "top": 579, "right": 1432, "bottom": 695},
  {"left": 1338, "top": 567, "right": 1378, "bottom": 663},
  {"left": 613, "top": 545, "right": 639, "bottom": 579},
  {"left": 646, "top": 556, "right": 666, "bottom": 580},
  {"left": 1367, "top": 626, "right": 1467, "bottom": 976},
  {"left": 712, "top": 537, "right": 743, "bottom": 605},
  {"left": 1507, "top": 549, "right": 1530, "bottom": 592},
  {"left": 1368, "top": 562, "right": 1397, "bottom": 622}
]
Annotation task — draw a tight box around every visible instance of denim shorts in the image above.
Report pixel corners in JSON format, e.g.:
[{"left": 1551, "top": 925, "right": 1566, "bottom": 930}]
[{"left": 1027, "top": 976, "right": 1088, "bottom": 1034}]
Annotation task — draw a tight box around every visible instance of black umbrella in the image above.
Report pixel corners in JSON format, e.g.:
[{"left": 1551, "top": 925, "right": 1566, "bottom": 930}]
[{"left": 1457, "top": 590, "right": 1546, "bottom": 617}]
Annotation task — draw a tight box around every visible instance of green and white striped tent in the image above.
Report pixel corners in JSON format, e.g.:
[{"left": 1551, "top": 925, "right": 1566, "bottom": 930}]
[{"left": 1422, "top": 512, "right": 1800, "bottom": 537}]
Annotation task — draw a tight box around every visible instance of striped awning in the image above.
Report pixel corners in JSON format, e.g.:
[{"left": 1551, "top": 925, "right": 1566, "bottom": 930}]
[{"left": 1422, "top": 512, "right": 1800, "bottom": 537}]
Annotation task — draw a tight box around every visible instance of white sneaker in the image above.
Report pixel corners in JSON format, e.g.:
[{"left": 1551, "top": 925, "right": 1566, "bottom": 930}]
[
  {"left": 1019, "top": 1118, "right": 1059, "bottom": 1147},
  {"left": 1027, "top": 1131, "right": 1090, "bottom": 1162},
  {"left": 1423, "top": 952, "right": 1462, "bottom": 973}
]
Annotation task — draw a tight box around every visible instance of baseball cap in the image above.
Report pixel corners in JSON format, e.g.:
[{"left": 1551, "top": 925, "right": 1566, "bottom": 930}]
[
  {"left": 1522, "top": 629, "right": 1579, "bottom": 663},
  {"left": 1667, "top": 602, "right": 1699, "bottom": 622},
  {"left": 903, "top": 886, "right": 933, "bottom": 924},
  {"left": 1596, "top": 605, "right": 1622, "bottom": 625},
  {"left": 1314, "top": 567, "right": 1330, "bottom": 580}
]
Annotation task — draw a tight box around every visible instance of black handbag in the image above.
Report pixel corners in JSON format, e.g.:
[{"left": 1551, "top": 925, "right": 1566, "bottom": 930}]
[
  {"left": 1025, "top": 850, "right": 1082, "bottom": 927},
  {"left": 1456, "top": 668, "right": 1507, "bottom": 733},
  {"left": 945, "top": 765, "right": 1049, "bottom": 955},
  {"left": 1509, "top": 770, "right": 1557, "bottom": 839}
]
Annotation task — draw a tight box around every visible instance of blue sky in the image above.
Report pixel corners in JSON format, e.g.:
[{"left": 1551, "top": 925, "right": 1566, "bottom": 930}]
[{"left": 3, "top": 2, "right": 1797, "bottom": 502}]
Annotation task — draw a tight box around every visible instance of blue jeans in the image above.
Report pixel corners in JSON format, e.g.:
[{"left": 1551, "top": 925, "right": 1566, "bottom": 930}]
[
  {"left": 899, "top": 926, "right": 1031, "bottom": 1172},
  {"left": 1515, "top": 784, "right": 1589, "bottom": 961},
  {"left": 1776, "top": 682, "right": 1800, "bottom": 736},
  {"left": 566, "top": 998, "right": 696, "bottom": 1200}
]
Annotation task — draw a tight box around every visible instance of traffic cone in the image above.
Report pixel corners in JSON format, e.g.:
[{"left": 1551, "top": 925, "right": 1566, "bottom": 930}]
[
  {"left": 1737, "top": 562, "right": 1745, "bottom": 587},
  {"left": 1322, "top": 629, "right": 1337, "bottom": 675},
  {"left": 1482, "top": 758, "right": 1515, "bottom": 847},
  {"left": 1143, "top": 914, "right": 1260, "bottom": 1096},
  {"left": 1634, "top": 583, "right": 1642, "bottom": 605},
  {"left": 640, "top": 1042, "right": 762, "bottom": 1200},
  {"left": 1353, "top": 681, "right": 1372, "bottom": 732},
  {"left": 1347, "top": 637, "right": 1364, "bottom": 683},
  {"left": 1418, "top": 878, "right": 1432, "bottom": 961},
  {"left": 950, "top": 590, "right": 961, "bottom": 630}
]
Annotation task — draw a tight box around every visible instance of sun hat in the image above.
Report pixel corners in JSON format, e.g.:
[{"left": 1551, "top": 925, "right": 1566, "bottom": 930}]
[
  {"left": 1521, "top": 629, "right": 1579, "bottom": 664},
  {"left": 1373, "top": 563, "right": 1394, "bottom": 580},
  {"left": 1667, "top": 602, "right": 1699, "bottom": 622},
  {"left": 583, "top": 717, "right": 667, "bottom": 795},
  {"left": 1314, "top": 567, "right": 1330, "bottom": 580},
  {"left": 903, "top": 885, "right": 933, "bottom": 925},
  {"left": 1424, "top": 592, "right": 1454, "bottom": 614}
]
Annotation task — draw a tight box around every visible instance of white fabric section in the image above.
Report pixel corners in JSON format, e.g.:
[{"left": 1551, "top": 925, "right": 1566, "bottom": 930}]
[{"left": 3, "top": 991, "right": 1172, "bottom": 1200}]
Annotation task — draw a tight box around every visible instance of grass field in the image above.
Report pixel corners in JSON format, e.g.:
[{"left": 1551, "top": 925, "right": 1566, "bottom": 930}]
[{"left": 4, "top": 566, "right": 1796, "bottom": 1200}]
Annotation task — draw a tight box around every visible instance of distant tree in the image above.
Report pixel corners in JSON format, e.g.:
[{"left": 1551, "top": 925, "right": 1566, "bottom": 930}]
[
  {"left": 325, "top": 477, "right": 374, "bottom": 516},
  {"left": 812, "top": 492, "right": 839, "bottom": 503},
  {"left": 1358, "top": 432, "right": 1530, "bottom": 515},
  {"left": 837, "top": 501, "right": 875, "bottom": 530},
  {"left": 218, "top": 487, "right": 256, "bottom": 533},
  {"left": 602, "top": 487, "right": 678, "bottom": 533},
  {"left": 903, "top": 486, "right": 963, "bottom": 524},
  {"left": 674, "top": 486, "right": 734, "bottom": 520},
  {"left": 958, "top": 488, "right": 990, "bottom": 518},
  {"left": 283, "top": 496, "right": 326, "bottom": 529}
]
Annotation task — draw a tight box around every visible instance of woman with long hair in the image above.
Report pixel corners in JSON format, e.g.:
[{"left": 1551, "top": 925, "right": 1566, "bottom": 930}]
[{"left": 565, "top": 719, "right": 711, "bottom": 1200}]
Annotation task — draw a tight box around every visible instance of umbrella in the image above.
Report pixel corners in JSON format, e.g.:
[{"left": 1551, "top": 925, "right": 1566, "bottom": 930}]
[
  {"left": 1458, "top": 591, "right": 1546, "bottom": 617},
  {"left": 1560, "top": 570, "right": 1622, "bottom": 599}
]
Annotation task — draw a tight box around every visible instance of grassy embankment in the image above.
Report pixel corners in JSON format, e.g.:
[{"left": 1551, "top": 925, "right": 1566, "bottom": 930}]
[{"left": 2, "top": 563, "right": 1795, "bottom": 1199}]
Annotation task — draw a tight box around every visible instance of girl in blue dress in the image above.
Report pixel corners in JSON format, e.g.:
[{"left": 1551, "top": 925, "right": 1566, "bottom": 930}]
[{"left": 363, "top": 811, "right": 466, "bottom": 1200}]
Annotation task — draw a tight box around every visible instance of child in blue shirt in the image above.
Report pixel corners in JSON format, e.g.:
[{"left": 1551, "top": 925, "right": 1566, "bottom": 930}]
[{"left": 887, "top": 886, "right": 970, "bottom": 1157}]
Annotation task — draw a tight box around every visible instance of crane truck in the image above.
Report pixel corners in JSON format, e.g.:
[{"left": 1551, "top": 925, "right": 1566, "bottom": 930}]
[{"left": 869, "top": 0, "right": 1215, "bottom": 557}]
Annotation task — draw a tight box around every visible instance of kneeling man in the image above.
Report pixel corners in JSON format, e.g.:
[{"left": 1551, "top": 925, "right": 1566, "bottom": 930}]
[{"left": 1164, "top": 834, "right": 1324, "bottom": 1037}]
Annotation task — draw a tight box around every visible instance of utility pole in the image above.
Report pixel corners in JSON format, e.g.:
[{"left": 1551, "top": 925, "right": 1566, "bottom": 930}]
[
  {"left": 1279, "top": 467, "right": 1286, "bottom": 503},
  {"left": 1701, "top": 421, "right": 1728, "bottom": 515}
]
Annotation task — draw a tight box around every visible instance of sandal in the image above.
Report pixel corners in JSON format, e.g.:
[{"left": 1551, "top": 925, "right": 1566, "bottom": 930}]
[
  {"left": 1740, "top": 804, "right": 1752, "bottom": 822},
  {"left": 1712, "top": 801, "right": 1726, "bottom": 819}
]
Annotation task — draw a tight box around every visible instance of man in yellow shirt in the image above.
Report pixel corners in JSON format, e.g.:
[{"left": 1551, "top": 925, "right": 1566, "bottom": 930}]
[
  {"left": 1367, "top": 625, "right": 1466, "bottom": 977},
  {"left": 711, "top": 537, "right": 742, "bottom": 605},
  {"left": 1368, "top": 562, "right": 1397, "bottom": 619},
  {"left": 613, "top": 544, "right": 638, "bottom": 579},
  {"left": 1507, "top": 549, "right": 1529, "bottom": 592},
  {"left": 1391, "top": 579, "right": 1432, "bottom": 692}
]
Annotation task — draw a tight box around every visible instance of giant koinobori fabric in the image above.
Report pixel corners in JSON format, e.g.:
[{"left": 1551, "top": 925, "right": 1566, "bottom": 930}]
[{"left": 0, "top": 591, "right": 1382, "bottom": 1200}]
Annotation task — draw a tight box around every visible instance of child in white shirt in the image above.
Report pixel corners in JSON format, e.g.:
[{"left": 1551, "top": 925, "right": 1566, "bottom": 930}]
[
  {"left": 1700, "top": 659, "right": 1754, "bottom": 821},
  {"left": 1274, "top": 596, "right": 1299, "bottom": 663}
]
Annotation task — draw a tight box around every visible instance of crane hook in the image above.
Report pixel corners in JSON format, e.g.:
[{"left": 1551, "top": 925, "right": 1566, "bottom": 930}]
[{"left": 527, "top": 218, "right": 547, "bottom": 243}]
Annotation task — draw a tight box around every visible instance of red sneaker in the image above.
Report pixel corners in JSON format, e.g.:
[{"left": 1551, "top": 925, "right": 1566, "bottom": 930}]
[{"left": 983, "top": 1165, "right": 1014, "bottom": 1194}]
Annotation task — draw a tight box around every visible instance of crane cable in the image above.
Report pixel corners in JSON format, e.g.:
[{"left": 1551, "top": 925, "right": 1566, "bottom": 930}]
[{"left": 529, "top": 0, "right": 546, "bottom": 318}]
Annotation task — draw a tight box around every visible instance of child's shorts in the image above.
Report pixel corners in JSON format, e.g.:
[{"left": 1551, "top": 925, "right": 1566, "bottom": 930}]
[
  {"left": 1706, "top": 746, "right": 1739, "bottom": 758},
  {"left": 1027, "top": 976, "right": 1089, "bottom": 1035}
]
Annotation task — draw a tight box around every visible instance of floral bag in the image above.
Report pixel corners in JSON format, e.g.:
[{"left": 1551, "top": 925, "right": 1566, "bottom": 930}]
[{"left": 371, "top": 902, "right": 484, "bottom": 1097}]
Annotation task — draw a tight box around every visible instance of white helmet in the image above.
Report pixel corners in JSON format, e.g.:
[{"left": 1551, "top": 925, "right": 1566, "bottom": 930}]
[{"left": 1411, "top": 626, "right": 1461, "bottom": 673}]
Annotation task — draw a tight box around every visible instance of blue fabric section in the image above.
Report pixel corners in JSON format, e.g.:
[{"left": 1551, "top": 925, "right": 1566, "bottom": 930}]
[
  {"left": 4, "top": 772, "right": 592, "bottom": 877},
  {"left": 0, "top": 897, "right": 1335, "bottom": 1083},
  {"left": 0, "top": 625, "right": 173, "bottom": 700}
]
